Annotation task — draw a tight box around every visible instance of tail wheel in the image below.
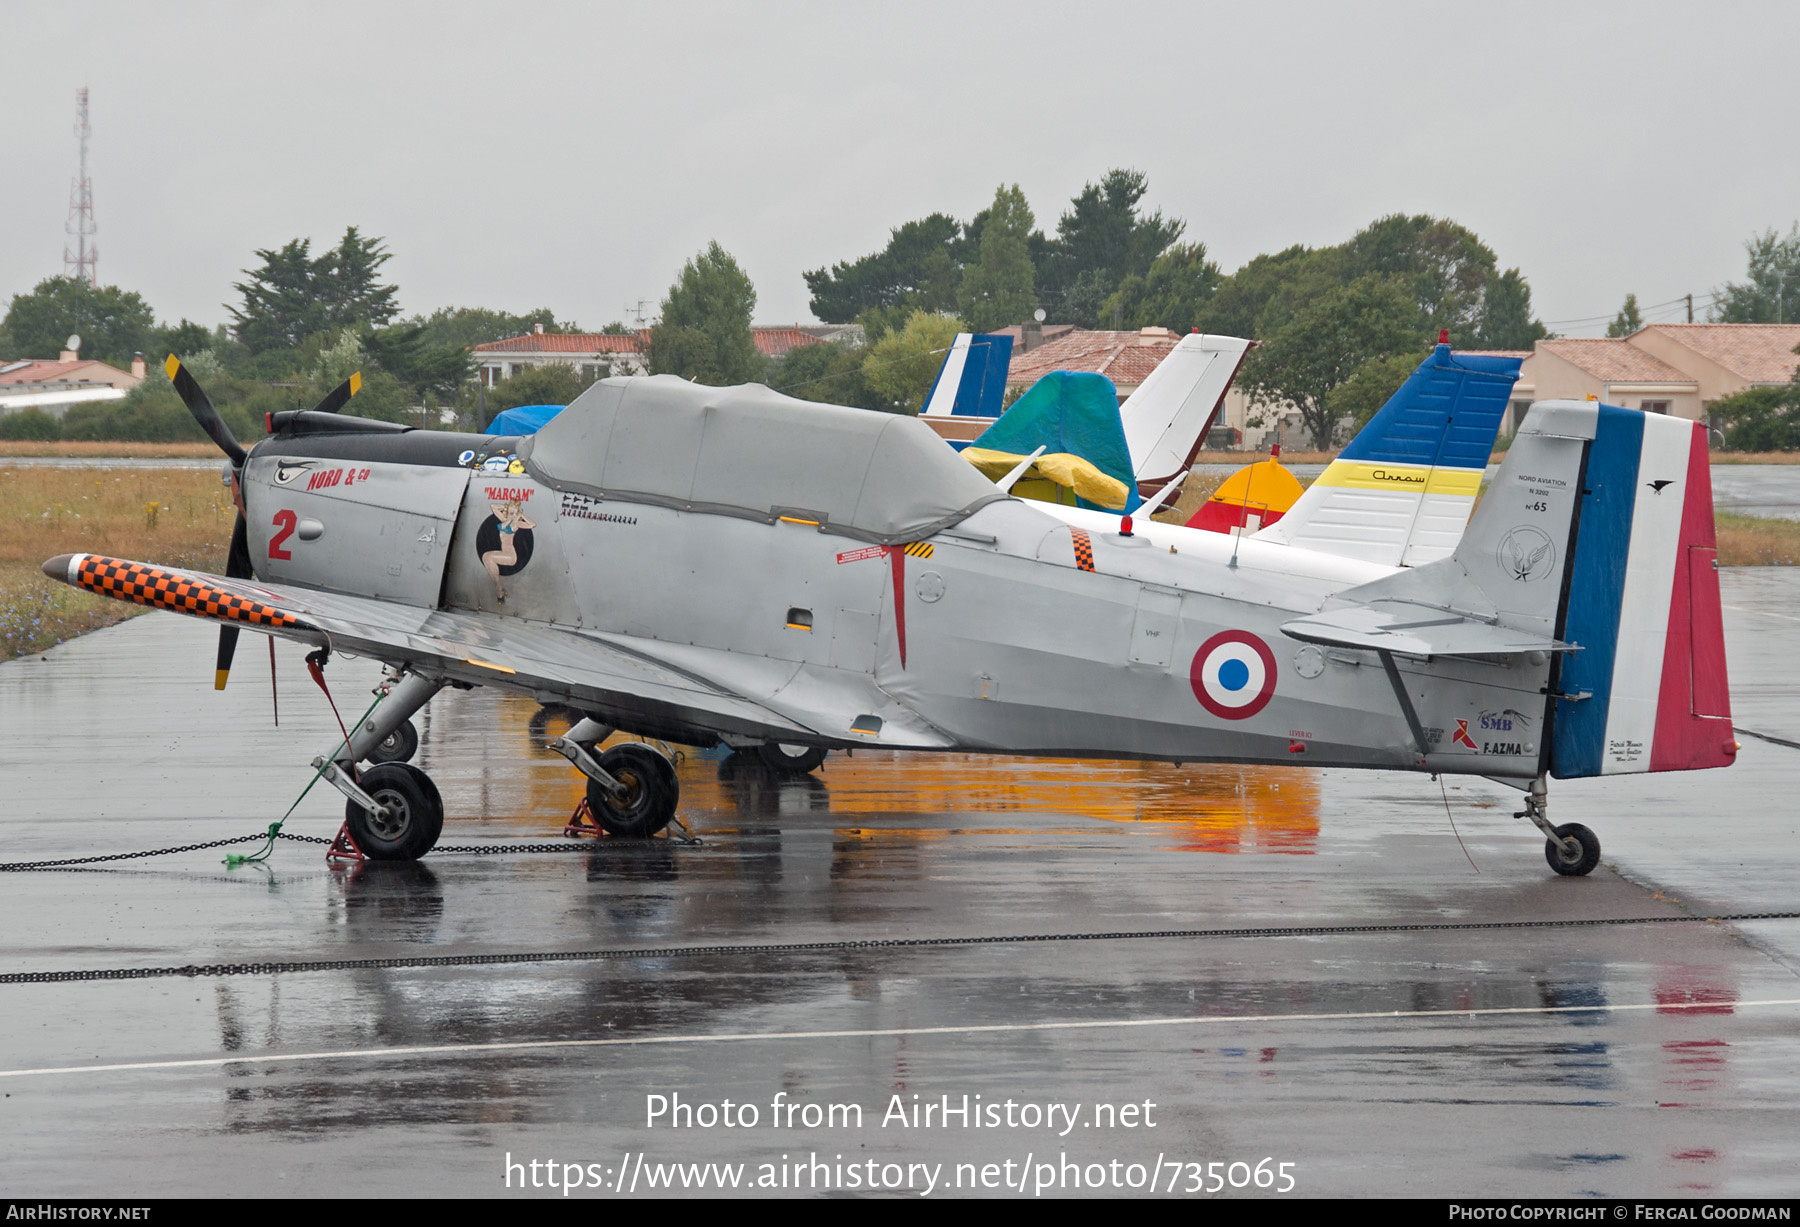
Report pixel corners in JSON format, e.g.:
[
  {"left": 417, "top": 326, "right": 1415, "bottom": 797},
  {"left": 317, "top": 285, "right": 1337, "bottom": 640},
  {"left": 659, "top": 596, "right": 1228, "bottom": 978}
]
[
  {"left": 346, "top": 762, "right": 444, "bottom": 860},
  {"left": 586, "top": 744, "right": 680, "bottom": 837},
  {"left": 755, "top": 742, "right": 828, "bottom": 774},
  {"left": 1544, "top": 822, "right": 1601, "bottom": 877}
]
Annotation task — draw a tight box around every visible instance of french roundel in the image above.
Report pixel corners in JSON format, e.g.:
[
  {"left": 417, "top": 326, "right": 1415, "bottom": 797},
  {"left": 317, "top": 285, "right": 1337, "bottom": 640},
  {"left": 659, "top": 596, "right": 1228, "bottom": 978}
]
[{"left": 1190, "top": 630, "right": 1277, "bottom": 720}]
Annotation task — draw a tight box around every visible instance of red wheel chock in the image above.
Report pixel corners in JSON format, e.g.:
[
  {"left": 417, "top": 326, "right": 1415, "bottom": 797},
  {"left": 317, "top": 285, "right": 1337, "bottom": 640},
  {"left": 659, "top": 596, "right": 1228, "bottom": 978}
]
[
  {"left": 325, "top": 821, "right": 367, "bottom": 864},
  {"left": 564, "top": 797, "right": 609, "bottom": 839}
]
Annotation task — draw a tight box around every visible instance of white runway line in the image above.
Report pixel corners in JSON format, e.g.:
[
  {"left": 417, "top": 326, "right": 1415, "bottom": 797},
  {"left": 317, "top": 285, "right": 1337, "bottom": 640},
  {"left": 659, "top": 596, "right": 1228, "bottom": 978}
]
[{"left": 4, "top": 996, "right": 1798, "bottom": 1081}]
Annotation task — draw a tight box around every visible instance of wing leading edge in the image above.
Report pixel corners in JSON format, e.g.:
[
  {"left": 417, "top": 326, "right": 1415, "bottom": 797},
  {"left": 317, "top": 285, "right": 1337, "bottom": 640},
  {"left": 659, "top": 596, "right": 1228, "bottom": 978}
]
[{"left": 39, "top": 552, "right": 952, "bottom": 748}]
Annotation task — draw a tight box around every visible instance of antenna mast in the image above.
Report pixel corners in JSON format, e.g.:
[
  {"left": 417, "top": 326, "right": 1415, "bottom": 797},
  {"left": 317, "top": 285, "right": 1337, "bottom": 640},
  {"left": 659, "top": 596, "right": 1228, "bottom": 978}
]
[{"left": 64, "top": 87, "right": 98, "bottom": 287}]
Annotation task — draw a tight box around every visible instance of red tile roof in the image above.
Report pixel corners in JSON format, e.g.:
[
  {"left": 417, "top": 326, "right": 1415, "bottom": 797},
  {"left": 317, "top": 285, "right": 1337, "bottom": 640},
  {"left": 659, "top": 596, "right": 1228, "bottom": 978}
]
[
  {"left": 1003, "top": 328, "right": 1181, "bottom": 391},
  {"left": 473, "top": 326, "right": 826, "bottom": 361},
  {"left": 472, "top": 332, "right": 646, "bottom": 355},
  {"left": 1535, "top": 339, "right": 1695, "bottom": 384},
  {"left": 751, "top": 327, "right": 825, "bottom": 359},
  {"left": 0, "top": 358, "right": 139, "bottom": 387},
  {"left": 1642, "top": 324, "right": 1800, "bottom": 384}
]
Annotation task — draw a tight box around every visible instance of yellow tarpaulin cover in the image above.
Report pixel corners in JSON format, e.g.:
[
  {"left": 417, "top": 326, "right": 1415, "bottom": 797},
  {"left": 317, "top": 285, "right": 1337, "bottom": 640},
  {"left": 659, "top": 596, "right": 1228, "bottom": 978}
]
[
  {"left": 962, "top": 446, "right": 1132, "bottom": 511},
  {"left": 1207, "top": 456, "right": 1303, "bottom": 514}
]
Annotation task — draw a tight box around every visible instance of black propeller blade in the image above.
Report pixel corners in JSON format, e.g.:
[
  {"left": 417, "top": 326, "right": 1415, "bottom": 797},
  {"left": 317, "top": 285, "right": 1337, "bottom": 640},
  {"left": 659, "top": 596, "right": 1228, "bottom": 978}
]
[
  {"left": 311, "top": 371, "right": 363, "bottom": 415},
  {"left": 166, "top": 354, "right": 258, "bottom": 690},
  {"left": 213, "top": 514, "right": 253, "bottom": 690},
  {"left": 165, "top": 355, "right": 246, "bottom": 467}
]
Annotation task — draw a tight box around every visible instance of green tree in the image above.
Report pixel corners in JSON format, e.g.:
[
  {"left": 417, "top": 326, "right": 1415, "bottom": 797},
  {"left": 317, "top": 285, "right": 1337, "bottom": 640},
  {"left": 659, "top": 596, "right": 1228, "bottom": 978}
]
[
  {"left": 1324, "top": 349, "right": 1432, "bottom": 433},
  {"left": 1714, "top": 224, "right": 1800, "bottom": 324},
  {"left": 1099, "top": 241, "right": 1221, "bottom": 331},
  {"left": 364, "top": 320, "right": 469, "bottom": 397},
  {"left": 645, "top": 242, "right": 762, "bottom": 385},
  {"left": 769, "top": 338, "right": 884, "bottom": 410},
  {"left": 1713, "top": 355, "right": 1800, "bottom": 450},
  {"left": 229, "top": 226, "right": 400, "bottom": 353},
  {"left": 0, "top": 276, "right": 158, "bottom": 366},
  {"left": 1477, "top": 268, "right": 1548, "bottom": 350},
  {"left": 1341, "top": 214, "right": 1496, "bottom": 341},
  {"left": 479, "top": 363, "right": 592, "bottom": 421},
  {"left": 804, "top": 214, "right": 963, "bottom": 324},
  {"left": 958, "top": 184, "right": 1037, "bottom": 332},
  {"left": 1242, "top": 275, "right": 1423, "bottom": 449},
  {"left": 1607, "top": 293, "right": 1644, "bottom": 337},
  {"left": 1191, "top": 245, "right": 1326, "bottom": 338},
  {"left": 861, "top": 310, "right": 965, "bottom": 414},
  {"left": 153, "top": 319, "right": 215, "bottom": 361},
  {"left": 0, "top": 408, "right": 60, "bottom": 440},
  {"left": 1038, "top": 170, "right": 1184, "bottom": 325},
  {"left": 408, "top": 306, "right": 576, "bottom": 352}
]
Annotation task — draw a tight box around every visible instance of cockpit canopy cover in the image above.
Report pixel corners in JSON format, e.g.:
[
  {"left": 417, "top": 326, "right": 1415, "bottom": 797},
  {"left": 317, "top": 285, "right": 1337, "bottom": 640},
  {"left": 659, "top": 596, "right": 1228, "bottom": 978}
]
[{"left": 523, "top": 375, "right": 1008, "bottom": 545}]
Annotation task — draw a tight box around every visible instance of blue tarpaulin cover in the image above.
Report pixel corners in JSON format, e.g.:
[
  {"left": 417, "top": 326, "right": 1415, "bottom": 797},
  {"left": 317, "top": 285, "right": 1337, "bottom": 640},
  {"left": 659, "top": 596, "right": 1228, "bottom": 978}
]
[
  {"left": 972, "top": 371, "right": 1141, "bottom": 513},
  {"left": 485, "top": 404, "right": 566, "bottom": 435}
]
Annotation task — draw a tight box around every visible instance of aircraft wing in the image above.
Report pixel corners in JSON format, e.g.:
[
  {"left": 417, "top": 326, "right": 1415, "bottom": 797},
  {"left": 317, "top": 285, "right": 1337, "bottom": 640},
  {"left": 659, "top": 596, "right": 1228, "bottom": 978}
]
[
  {"left": 1281, "top": 601, "right": 1571, "bottom": 660},
  {"left": 42, "top": 553, "right": 832, "bottom": 743}
]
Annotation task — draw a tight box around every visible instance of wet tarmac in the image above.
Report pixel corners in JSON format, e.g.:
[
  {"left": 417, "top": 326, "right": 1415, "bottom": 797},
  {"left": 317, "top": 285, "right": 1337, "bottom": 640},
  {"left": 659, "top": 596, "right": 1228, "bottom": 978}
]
[{"left": 0, "top": 574, "right": 1797, "bottom": 1198}]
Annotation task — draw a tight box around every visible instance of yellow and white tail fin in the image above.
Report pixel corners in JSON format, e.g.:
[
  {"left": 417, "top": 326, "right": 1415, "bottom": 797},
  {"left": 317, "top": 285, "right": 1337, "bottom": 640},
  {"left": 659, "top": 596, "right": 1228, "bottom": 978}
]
[{"left": 1252, "top": 341, "right": 1522, "bottom": 566}]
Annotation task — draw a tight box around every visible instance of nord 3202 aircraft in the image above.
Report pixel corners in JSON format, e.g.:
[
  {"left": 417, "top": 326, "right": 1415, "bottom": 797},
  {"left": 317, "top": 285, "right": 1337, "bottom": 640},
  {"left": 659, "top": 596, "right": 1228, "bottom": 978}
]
[{"left": 41, "top": 344, "right": 1734, "bottom": 873}]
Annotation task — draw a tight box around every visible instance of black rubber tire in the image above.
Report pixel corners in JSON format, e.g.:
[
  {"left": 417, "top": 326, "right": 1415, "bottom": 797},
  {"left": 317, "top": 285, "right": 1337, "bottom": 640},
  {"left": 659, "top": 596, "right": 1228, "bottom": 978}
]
[
  {"left": 389, "top": 762, "right": 444, "bottom": 847},
  {"left": 346, "top": 763, "right": 444, "bottom": 860},
  {"left": 1545, "top": 822, "right": 1601, "bottom": 877},
  {"left": 364, "top": 717, "right": 419, "bottom": 765},
  {"left": 755, "top": 742, "right": 828, "bottom": 774},
  {"left": 586, "top": 744, "right": 680, "bottom": 837}
]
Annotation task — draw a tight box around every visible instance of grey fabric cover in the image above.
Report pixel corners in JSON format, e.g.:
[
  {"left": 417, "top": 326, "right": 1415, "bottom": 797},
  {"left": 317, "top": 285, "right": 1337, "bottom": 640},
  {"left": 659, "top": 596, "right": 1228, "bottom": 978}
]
[{"left": 523, "top": 376, "right": 1006, "bottom": 544}]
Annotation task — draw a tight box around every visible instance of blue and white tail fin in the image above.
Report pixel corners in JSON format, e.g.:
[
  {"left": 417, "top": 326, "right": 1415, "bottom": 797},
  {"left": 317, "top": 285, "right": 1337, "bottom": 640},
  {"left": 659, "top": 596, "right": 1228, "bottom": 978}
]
[
  {"left": 1118, "top": 332, "right": 1252, "bottom": 489},
  {"left": 1253, "top": 343, "right": 1521, "bottom": 566},
  {"left": 921, "top": 333, "right": 1013, "bottom": 419}
]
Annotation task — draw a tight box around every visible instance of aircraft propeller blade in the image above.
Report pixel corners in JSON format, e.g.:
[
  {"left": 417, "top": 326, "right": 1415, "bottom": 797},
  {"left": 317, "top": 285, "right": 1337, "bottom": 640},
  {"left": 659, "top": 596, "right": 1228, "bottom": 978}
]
[
  {"left": 165, "top": 355, "right": 247, "bottom": 467},
  {"left": 310, "top": 371, "right": 363, "bottom": 415},
  {"left": 213, "top": 483, "right": 255, "bottom": 691}
]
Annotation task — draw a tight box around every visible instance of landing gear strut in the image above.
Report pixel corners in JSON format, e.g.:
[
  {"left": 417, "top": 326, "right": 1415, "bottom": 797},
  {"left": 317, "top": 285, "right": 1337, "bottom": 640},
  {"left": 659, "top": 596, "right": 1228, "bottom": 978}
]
[
  {"left": 310, "top": 665, "right": 448, "bottom": 860},
  {"left": 549, "top": 717, "right": 682, "bottom": 837},
  {"left": 1516, "top": 775, "right": 1601, "bottom": 877}
]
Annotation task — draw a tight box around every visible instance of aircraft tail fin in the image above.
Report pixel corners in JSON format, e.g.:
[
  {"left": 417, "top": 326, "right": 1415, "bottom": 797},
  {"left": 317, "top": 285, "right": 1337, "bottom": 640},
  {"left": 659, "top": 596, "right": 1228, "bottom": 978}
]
[
  {"left": 1119, "top": 333, "right": 1252, "bottom": 490},
  {"left": 1547, "top": 407, "right": 1734, "bottom": 778},
  {"left": 1342, "top": 400, "right": 1734, "bottom": 779},
  {"left": 1253, "top": 343, "right": 1520, "bottom": 566},
  {"left": 921, "top": 333, "right": 1013, "bottom": 419}
]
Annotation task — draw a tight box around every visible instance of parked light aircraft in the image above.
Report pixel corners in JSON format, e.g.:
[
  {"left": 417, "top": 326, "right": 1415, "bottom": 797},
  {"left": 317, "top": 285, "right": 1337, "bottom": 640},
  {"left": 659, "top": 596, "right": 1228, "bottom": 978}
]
[{"left": 41, "top": 347, "right": 1734, "bottom": 873}]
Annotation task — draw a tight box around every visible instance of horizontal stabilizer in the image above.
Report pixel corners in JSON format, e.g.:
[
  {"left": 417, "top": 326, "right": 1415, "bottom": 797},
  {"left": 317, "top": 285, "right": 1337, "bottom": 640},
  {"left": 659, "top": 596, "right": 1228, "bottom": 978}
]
[{"left": 1282, "top": 602, "right": 1570, "bottom": 660}]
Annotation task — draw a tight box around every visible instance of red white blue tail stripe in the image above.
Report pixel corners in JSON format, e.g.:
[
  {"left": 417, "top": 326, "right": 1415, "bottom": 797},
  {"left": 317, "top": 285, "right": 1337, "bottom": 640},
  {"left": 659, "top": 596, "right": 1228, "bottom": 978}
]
[{"left": 1551, "top": 407, "right": 1734, "bottom": 778}]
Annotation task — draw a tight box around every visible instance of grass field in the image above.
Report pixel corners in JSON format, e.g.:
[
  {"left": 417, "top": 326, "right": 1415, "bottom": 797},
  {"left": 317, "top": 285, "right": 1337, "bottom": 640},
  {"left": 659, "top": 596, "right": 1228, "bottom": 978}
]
[
  {"left": 0, "top": 441, "right": 219, "bottom": 459},
  {"left": 1, "top": 464, "right": 1795, "bottom": 662},
  {"left": 0, "top": 466, "right": 234, "bottom": 659}
]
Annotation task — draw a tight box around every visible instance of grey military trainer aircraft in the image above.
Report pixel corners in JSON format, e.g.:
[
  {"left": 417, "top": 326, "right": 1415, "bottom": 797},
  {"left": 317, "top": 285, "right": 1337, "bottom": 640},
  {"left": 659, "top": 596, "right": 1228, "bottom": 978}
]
[{"left": 42, "top": 348, "right": 1735, "bottom": 873}]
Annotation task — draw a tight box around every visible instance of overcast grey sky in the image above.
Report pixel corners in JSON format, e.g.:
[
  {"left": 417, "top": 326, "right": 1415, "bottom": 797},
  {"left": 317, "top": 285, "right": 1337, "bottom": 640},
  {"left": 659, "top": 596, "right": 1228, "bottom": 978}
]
[{"left": 4, "top": 1, "right": 1795, "bottom": 339}]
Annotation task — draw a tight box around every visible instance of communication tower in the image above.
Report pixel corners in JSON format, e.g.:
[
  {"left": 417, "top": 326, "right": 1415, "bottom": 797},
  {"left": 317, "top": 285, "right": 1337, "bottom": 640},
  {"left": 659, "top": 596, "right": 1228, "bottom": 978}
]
[{"left": 64, "top": 87, "right": 98, "bottom": 287}]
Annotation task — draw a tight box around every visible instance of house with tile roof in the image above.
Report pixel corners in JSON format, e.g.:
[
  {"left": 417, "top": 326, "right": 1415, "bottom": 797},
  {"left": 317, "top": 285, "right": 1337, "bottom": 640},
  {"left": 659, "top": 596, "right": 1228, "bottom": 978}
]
[
  {"left": 0, "top": 351, "right": 146, "bottom": 418},
  {"left": 471, "top": 325, "right": 649, "bottom": 386},
  {"left": 1498, "top": 324, "right": 1800, "bottom": 431},
  {"left": 1003, "top": 326, "right": 1183, "bottom": 402},
  {"left": 471, "top": 323, "right": 830, "bottom": 386}
]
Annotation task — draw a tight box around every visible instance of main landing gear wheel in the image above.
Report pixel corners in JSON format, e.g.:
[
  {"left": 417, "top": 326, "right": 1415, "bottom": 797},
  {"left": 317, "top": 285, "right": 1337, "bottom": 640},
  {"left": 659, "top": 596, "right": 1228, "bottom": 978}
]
[
  {"left": 755, "top": 742, "right": 828, "bottom": 774},
  {"left": 586, "top": 744, "right": 680, "bottom": 837},
  {"left": 1544, "top": 822, "right": 1601, "bottom": 877},
  {"left": 364, "top": 717, "right": 419, "bottom": 765},
  {"left": 346, "top": 762, "right": 445, "bottom": 860}
]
